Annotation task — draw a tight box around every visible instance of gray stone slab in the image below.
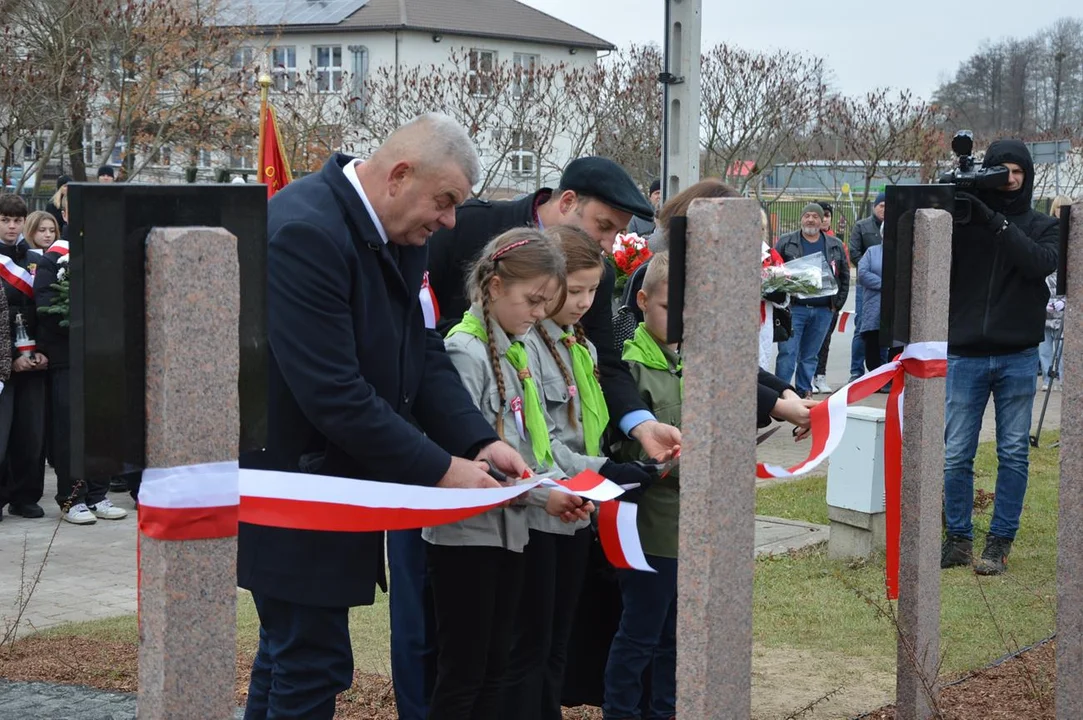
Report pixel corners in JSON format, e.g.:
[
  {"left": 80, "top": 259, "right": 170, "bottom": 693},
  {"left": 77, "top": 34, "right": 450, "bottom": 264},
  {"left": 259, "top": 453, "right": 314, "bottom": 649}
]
[
  {"left": 754, "top": 516, "right": 829, "bottom": 557},
  {"left": 0, "top": 679, "right": 246, "bottom": 720},
  {"left": 1058, "top": 201, "right": 1083, "bottom": 720},
  {"left": 677, "top": 198, "right": 761, "bottom": 718},
  {"left": 895, "top": 208, "right": 951, "bottom": 719},
  {"left": 139, "top": 228, "right": 240, "bottom": 720}
]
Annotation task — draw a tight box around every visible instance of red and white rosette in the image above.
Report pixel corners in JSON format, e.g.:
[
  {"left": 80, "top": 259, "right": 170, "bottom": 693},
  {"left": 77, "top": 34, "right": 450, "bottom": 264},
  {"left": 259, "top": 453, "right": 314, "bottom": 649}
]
[
  {"left": 756, "top": 341, "right": 948, "bottom": 599},
  {"left": 420, "top": 271, "right": 440, "bottom": 330}
]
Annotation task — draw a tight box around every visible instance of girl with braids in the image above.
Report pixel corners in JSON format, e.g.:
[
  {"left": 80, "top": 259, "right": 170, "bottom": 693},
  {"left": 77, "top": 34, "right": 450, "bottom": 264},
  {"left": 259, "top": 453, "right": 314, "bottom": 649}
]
[
  {"left": 423, "top": 227, "right": 593, "bottom": 720},
  {"left": 502, "top": 225, "right": 657, "bottom": 720}
]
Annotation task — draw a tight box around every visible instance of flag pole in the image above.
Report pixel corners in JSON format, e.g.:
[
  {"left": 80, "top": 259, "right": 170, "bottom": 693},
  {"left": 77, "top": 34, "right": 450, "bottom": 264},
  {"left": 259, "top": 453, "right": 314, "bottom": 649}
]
[{"left": 257, "top": 73, "right": 272, "bottom": 184}]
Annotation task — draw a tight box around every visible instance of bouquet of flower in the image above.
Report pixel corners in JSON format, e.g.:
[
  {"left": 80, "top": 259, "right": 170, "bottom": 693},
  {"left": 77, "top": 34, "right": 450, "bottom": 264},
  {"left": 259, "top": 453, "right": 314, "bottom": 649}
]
[
  {"left": 38, "top": 256, "right": 70, "bottom": 328},
  {"left": 609, "top": 233, "right": 653, "bottom": 294},
  {"left": 761, "top": 253, "right": 838, "bottom": 300}
]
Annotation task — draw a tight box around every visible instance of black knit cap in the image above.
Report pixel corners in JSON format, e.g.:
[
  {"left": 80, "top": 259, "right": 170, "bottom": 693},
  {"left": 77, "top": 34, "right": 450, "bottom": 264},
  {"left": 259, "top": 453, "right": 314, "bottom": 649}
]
[{"left": 558, "top": 157, "right": 654, "bottom": 220}]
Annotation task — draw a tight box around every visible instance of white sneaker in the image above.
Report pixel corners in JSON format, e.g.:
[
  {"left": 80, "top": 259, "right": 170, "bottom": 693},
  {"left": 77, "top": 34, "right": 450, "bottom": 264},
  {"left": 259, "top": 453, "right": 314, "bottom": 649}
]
[
  {"left": 89, "top": 498, "right": 128, "bottom": 520},
  {"left": 63, "top": 503, "right": 97, "bottom": 525},
  {"left": 814, "top": 375, "right": 832, "bottom": 394},
  {"left": 1042, "top": 381, "right": 1050, "bottom": 392}
]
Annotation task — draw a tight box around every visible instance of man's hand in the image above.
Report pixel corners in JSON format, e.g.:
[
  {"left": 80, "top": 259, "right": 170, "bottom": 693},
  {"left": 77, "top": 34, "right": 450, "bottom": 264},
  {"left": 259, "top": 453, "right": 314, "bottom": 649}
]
[
  {"left": 545, "top": 491, "right": 594, "bottom": 523},
  {"left": 771, "top": 394, "right": 816, "bottom": 429},
  {"left": 436, "top": 457, "right": 503, "bottom": 490},
  {"left": 630, "top": 420, "right": 681, "bottom": 462},
  {"left": 474, "top": 440, "right": 529, "bottom": 479},
  {"left": 32, "top": 353, "right": 47, "bottom": 371},
  {"left": 956, "top": 191, "right": 999, "bottom": 228},
  {"left": 12, "top": 355, "right": 34, "bottom": 373}
]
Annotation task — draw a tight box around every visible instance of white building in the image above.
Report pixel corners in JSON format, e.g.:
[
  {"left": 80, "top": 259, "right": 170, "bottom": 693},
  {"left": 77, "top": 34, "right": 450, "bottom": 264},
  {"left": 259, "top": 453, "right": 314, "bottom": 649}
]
[{"left": 134, "top": 0, "right": 612, "bottom": 192}]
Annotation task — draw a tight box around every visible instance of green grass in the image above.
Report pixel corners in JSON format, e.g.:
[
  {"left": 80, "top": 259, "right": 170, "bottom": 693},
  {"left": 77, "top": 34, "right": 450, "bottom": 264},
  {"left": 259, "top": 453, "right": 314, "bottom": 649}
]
[
  {"left": 35, "top": 435, "right": 1061, "bottom": 682},
  {"left": 41, "top": 590, "right": 393, "bottom": 676},
  {"left": 753, "top": 434, "right": 1060, "bottom": 676}
]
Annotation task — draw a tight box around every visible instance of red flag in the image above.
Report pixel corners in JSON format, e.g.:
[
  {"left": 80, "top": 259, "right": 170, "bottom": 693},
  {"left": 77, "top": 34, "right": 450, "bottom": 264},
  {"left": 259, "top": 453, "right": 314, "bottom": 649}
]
[{"left": 258, "top": 104, "right": 292, "bottom": 199}]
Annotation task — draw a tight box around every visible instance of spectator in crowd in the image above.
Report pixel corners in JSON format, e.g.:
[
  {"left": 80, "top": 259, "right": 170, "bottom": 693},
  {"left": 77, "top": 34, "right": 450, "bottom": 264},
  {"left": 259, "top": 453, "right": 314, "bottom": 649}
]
[
  {"left": 813, "top": 202, "right": 843, "bottom": 393},
  {"left": 0, "top": 194, "right": 47, "bottom": 520},
  {"left": 774, "top": 203, "right": 849, "bottom": 397},
  {"left": 848, "top": 192, "right": 885, "bottom": 381},
  {"left": 627, "top": 178, "right": 661, "bottom": 237},
  {"left": 23, "top": 211, "right": 59, "bottom": 253},
  {"left": 97, "top": 166, "right": 115, "bottom": 183},
  {"left": 940, "top": 140, "right": 1058, "bottom": 576},
  {"left": 1039, "top": 195, "right": 1073, "bottom": 391},
  {"left": 46, "top": 175, "right": 70, "bottom": 232}
]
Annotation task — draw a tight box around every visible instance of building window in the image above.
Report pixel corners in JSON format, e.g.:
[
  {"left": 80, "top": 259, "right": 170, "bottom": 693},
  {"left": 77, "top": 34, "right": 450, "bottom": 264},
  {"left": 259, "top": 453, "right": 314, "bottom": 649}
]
[
  {"left": 270, "top": 46, "right": 297, "bottom": 91},
  {"left": 152, "top": 145, "right": 171, "bottom": 167},
  {"left": 314, "top": 45, "right": 343, "bottom": 92},
  {"left": 348, "top": 45, "right": 369, "bottom": 115},
  {"left": 512, "top": 53, "right": 538, "bottom": 99},
  {"left": 229, "top": 142, "right": 255, "bottom": 170},
  {"left": 509, "top": 129, "right": 535, "bottom": 177},
  {"left": 231, "top": 47, "right": 256, "bottom": 88},
  {"left": 468, "top": 49, "right": 496, "bottom": 97},
  {"left": 196, "top": 148, "right": 212, "bottom": 168},
  {"left": 110, "top": 135, "right": 126, "bottom": 166}
]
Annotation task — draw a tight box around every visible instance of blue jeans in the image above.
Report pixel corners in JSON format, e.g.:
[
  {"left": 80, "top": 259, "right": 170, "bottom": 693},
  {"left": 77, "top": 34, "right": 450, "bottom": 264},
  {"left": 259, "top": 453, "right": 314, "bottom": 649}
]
[
  {"left": 388, "top": 529, "right": 436, "bottom": 720},
  {"left": 775, "top": 304, "right": 834, "bottom": 395},
  {"left": 850, "top": 286, "right": 866, "bottom": 377},
  {"left": 245, "top": 593, "right": 353, "bottom": 720},
  {"left": 943, "top": 349, "right": 1038, "bottom": 541},
  {"left": 603, "top": 556, "right": 677, "bottom": 720}
]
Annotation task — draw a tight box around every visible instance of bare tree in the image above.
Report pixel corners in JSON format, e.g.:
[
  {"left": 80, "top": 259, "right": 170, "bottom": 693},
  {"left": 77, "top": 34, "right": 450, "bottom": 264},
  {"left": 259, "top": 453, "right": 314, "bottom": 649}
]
[{"left": 699, "top": 44, "right": 826, "bottom": 196}]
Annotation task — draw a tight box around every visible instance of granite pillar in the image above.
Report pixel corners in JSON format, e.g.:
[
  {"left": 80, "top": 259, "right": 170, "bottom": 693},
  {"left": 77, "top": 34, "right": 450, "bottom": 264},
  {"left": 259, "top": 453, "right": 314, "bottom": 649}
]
[
  {"left": 677, "top": 198, "right": 760, "bottom": 718},
  {"left": 895, "top": 209, "right": 952, "bottom": 719},
  {"left": 138, "top": 227, "right": 240, "bottom": 720},
  {"left": 1057, "top": 201, "right": 1083, "bottom": 719}
]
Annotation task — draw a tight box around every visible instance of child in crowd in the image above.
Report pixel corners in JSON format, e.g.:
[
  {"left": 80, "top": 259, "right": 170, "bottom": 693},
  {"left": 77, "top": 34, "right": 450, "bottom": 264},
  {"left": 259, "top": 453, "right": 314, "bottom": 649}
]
[
  {"left": 503, "top": 226, "right": 655, "bottom": 720},
  {"left": 23, "top": 211, "right": 59, "bottom": 253},
  {"left": 603, "top": 251, "right": 682, "bottom": 720},
  {"left": 423, "top": 228, "right": 592, "bottom": 720}
]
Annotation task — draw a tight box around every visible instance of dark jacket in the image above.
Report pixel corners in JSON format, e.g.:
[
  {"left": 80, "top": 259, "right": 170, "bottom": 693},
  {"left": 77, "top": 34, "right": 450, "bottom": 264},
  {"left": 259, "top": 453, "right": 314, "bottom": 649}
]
[
  {"left": 948, "top": 139, "right": 1059, "bottom": 356},
  {"left": 32, "top": 244, "right": 68, "bottom": 368},
  {"left": 0, "top": 240, "right": 40, "bottom": 364},
  {"left": 427, "top": 191, "right": 650, "bottom": 422},
  {"left": 849, "top": 215, "right": 882, "bottom": 266},
  {"left": 237, "top": 154, "right": 499, "bottom": 608},
  {"left": 775, "top": 230, "right": 850, "bottom": 310}
]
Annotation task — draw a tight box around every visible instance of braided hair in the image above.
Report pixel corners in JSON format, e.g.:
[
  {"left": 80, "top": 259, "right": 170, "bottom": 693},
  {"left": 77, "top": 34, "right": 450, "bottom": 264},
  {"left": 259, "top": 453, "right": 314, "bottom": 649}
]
[{"left": 466, "top": 228, "right": 566, "bottom": 437}]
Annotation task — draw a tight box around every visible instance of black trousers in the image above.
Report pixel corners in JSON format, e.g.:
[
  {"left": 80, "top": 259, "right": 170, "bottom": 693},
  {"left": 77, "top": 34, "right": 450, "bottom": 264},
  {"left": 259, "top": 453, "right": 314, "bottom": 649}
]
[
  {"left": 48, "top": 367, "right": 107, "bottom": 508},
  {"left": 0, "top": 370, "right": 47, "bottom": 508},
  {"left": 861, "top": 331, "right": 902, "bottom": 373},
  {"left": 502, "top": 528, "right": 592, "bottom": 720},
  {"left": 428, "top": 543, "right": 525, "bottom": 720}
]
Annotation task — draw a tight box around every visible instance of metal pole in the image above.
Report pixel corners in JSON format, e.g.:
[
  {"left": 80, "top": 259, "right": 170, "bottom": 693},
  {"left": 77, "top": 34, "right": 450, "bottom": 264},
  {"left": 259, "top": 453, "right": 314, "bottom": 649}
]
[{"left": 660, "top": 0, "right": 701, "bottom": 201}]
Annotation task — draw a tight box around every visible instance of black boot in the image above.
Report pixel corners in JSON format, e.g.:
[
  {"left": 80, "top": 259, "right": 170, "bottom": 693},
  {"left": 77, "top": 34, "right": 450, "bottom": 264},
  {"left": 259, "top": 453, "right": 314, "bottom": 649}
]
[
  {"left": 940, "top": 534, "right": 973, "bottom": 569},
  {"left": 974, "top": 534, "right": 1013, "bottom": 576}
]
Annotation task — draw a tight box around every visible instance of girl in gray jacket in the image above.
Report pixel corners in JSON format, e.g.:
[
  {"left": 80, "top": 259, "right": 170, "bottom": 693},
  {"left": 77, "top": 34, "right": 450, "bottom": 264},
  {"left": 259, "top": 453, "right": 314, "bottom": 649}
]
[
  {"left": 504, "top": 226, "right": 656, "bottom": 720},
  {"left": 426, "top": 228, "right": 592, "bottom": 720}
]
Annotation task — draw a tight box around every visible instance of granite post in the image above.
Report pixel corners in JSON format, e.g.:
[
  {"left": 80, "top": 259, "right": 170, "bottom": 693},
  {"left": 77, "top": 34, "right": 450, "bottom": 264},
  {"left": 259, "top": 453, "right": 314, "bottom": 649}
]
[
  {"left": 138, "top": 227, "right": 240, "bottom": 720},
  {"left": 895, "top": 209, "right": 952, "bottom": 719},
  {"left": 677, "top": 198, "right": 761, "bottom": 718},
  {"left": 1057, "top": 201, "right": 1083, "bottom": 719}
]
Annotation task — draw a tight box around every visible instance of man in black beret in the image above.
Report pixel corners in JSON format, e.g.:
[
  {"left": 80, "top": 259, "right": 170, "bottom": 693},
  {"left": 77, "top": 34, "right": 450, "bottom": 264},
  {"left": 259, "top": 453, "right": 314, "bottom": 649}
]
[{"left": 405, "top": 158, "right": 680, "bottom": 717}]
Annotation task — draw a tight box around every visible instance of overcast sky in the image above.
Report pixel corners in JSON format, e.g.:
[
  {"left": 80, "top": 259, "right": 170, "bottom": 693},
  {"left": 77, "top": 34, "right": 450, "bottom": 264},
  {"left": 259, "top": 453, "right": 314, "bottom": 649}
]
[{"left": 524, "top": 0, "right": 1081, "bottom": 99}]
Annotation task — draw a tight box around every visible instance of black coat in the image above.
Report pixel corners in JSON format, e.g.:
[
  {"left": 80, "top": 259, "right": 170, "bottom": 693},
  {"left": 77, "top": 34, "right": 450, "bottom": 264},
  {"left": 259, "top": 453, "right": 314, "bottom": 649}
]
[
  {"left": 0, "top": 241, "right": 39, "bottom": 362},
  {"left": 426, "top": 191, "right": 649, "bottom": 421},
  {"left": 32, "top": 246, "right": 68, "bottom": 368},
  {"left": 237, "top": 154, "right": 498, "bottom": 608}
]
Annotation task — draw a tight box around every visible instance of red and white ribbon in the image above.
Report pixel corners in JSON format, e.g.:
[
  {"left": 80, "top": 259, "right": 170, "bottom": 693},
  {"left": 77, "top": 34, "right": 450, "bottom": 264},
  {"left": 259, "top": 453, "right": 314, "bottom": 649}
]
[
  {"left": 0, "top": 255, "right": 33, "bottom": 297},
  {"left": 138, "top": 461, "right": 240, "bottom": 541},
  {"left": 420, "top": 271, "right": 440, "bottom": 329},
  {"left": 47, "top": 239, "right": 69, "bottom": 257},
  {"left": 757, "top": 341, "right": 948, "bottom": 599},
  {"left": 598, "top": 501, "right": 655, "bottom": 572}
]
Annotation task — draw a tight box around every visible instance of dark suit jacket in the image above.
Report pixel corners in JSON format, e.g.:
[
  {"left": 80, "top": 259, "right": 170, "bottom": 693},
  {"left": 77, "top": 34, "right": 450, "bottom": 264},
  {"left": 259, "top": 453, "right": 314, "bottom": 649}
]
[
  {"left": 426, "top": 191, "right": 648, "bottom": 422},
  {"left": 237, "top": 154, "right": 498, "bottom": 608}
]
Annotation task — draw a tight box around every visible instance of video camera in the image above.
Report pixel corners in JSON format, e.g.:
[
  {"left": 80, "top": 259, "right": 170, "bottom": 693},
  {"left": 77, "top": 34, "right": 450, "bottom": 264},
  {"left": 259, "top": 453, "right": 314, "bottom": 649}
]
[{"left": 937, "top": 131, "right": 1010, "bottom": 224}]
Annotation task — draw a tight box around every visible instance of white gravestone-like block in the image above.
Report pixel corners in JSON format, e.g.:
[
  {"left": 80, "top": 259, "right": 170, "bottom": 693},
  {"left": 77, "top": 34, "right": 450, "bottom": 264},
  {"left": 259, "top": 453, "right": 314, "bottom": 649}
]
[{"left": 826, "top": 406, "right": 887, "bottom": 558}]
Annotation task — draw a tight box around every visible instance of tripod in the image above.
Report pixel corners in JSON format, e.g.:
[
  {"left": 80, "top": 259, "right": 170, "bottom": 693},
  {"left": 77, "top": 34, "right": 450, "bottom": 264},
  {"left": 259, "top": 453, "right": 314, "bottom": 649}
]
[{"left": 1031, "top": 323, "right": 1064, "bottom": 449}]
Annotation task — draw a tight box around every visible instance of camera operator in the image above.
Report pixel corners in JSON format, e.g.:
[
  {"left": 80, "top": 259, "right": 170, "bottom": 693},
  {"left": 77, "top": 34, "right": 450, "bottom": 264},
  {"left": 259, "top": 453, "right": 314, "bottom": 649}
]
[{"left": 941, "top": 139, "right": 1058, "bottom": 577}]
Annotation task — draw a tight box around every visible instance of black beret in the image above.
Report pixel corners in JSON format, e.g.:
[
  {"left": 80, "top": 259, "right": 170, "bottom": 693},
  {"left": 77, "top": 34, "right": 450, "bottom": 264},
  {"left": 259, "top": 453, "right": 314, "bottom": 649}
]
[
  {"left": 558, "top": 157, "right": 654, "bottom": 220},
  {"left": 97, "top": 165, "right": 115, "bottom": 178}
]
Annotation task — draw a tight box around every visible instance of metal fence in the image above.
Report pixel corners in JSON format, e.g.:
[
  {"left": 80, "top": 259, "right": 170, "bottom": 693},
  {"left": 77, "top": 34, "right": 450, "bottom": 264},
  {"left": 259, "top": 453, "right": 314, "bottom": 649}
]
[{"left": 763, "top": 197, "right": 873, "bottom": 242}]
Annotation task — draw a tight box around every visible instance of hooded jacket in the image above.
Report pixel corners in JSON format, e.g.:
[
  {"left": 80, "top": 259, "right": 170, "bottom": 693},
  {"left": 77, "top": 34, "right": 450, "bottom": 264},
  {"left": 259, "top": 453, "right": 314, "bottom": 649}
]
[{"left": 948, "top": 139, "right": 1059, "bottom": 356}]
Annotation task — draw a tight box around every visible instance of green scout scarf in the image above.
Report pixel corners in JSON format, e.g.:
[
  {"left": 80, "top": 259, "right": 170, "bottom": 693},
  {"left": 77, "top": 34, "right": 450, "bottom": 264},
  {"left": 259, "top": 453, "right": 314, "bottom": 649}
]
[
  {"left": 622, "top": 323, "right": 683, "bottom": 389},
  {"left": 448, "top": 312, "right": 554, "bottom": 467},
  {"left": 560, "top": 330, "right": 609, "bottom": 456}
]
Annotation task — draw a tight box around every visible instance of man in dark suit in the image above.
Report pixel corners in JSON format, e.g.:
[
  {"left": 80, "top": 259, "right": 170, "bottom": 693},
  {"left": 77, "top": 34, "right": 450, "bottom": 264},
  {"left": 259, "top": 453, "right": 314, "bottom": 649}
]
[{"left": 237, "top": 113, "right": 530, "bottom": 720}]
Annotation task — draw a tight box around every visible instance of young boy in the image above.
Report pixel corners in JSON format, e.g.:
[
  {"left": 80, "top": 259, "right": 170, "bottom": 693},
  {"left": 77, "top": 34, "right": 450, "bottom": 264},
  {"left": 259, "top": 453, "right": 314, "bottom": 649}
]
[{"left": 603, "top": 251, "right": 681, "bottom": 720}]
